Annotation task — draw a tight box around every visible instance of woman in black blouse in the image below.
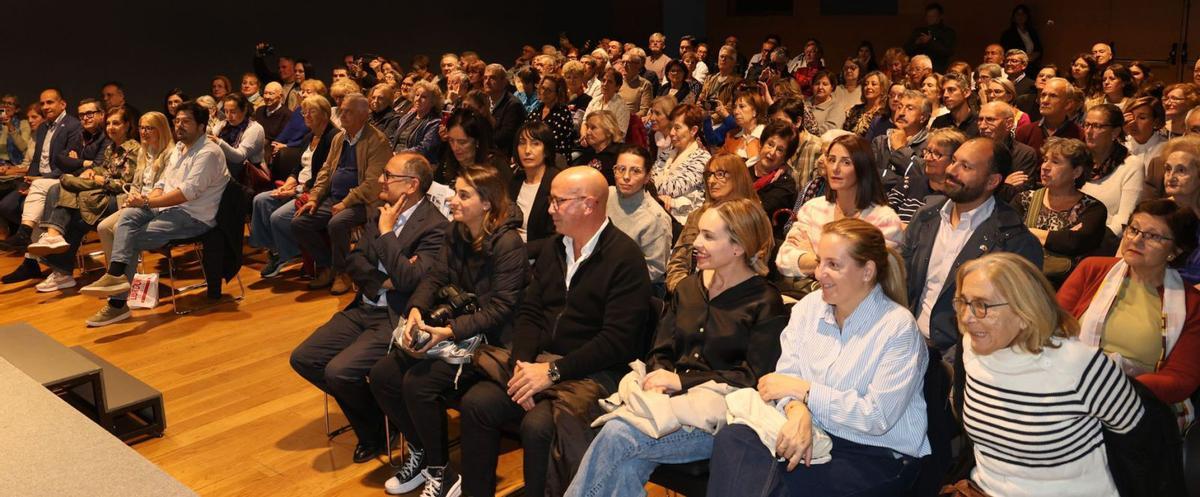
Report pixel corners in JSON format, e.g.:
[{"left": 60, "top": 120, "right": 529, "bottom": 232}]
[
  {"left": 508, "top": 121, "right": 560, "bottom": 259},
  {"left": 439, "top": 107, "right": 511, "bottom": 185},
  {"left": 1012, "top": 137, "right": 1107, "bottom": 280},
  {"left": 525, "top": 74, "right": 576, "bottom": 158},
  {"left": 752, "top": 119, "right": 799, "bottom": 240},
  {"left": 657, "top": 59, "right": 701, "bottom": 105},
  {"left": 566, "top": 197, "right": 786, "bottom": 497},
  {"left": 1000, "top": 5, "right": 1043, "bottom": 74}
]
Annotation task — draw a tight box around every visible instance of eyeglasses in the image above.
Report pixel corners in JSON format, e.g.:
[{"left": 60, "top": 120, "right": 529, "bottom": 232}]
[
  {"left": 381, "top": 172, "right": 418, "bottom": 184},
  {"left": 549, "top": 195, "right": 589, "bottom": 209},
  {"left": 703, "top": 170, "right": 731, "bottom": 182},
  {"left": 138, "top": 126, "right": 156, "bottom": 132},
  {"left": 1082, "top": 122, "right": 1116, "bottom": 130},
  {"left": 78, "top": 110, "right": 102, "bottom": 119},
  {"left": 1122, "top": 224, "right": 1173, "bottom": 244},
  {"left": 921, "top": 148, "right": 946, "bottom": 161},
  {"left": 952, "top": 298, "right": 1010, "bottom": 319},
  {"left": 614, "top": 165, "right": 645, "bottom": 176}
]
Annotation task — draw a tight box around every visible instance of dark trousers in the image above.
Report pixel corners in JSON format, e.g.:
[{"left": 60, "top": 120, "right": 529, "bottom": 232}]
[
  {"left": 289, "top": 304, "right": 393, "bottom": 445},
  {"left": 369, "top": 351, "right": 480, "bottom": 467},
  {"left": 290, "top": 197, "right": 366, "bottom": 272},
  {"left": 0, "top": 188, "right": 22, "bottom": 231},
  {"left": 707, "top": 424, "right": 921, "bottom": 497},
  {"left": 458, "top": 380, "right": 556, "bottom": 497}
]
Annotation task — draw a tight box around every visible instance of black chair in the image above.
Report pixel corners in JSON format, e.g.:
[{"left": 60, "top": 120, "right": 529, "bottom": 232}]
[
  {"left": 162, "top": 180, "right": 248, "bottom": 314},
  {"left": 1186, "top": 418, "right": 1200, "bottom": 497}
]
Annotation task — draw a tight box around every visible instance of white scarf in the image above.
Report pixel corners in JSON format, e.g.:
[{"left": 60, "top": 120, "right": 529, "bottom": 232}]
[{"left": 1078, "top": 259, "right": 1184, "bottom": 363}]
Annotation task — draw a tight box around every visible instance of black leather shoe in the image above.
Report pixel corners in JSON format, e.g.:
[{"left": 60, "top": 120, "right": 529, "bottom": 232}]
[
  {"left": 352, "top": 443, "right": 382, "bottom": 463},
  {"left": 1, "top": 259, "right": 41, "bottom": 284}
]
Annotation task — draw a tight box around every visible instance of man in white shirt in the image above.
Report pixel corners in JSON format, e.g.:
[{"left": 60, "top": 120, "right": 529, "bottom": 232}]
[{"left": 80, "top": 100, "right": 231, "bottom": 326}]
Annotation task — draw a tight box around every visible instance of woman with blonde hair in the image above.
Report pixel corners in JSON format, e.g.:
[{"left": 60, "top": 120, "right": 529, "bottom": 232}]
[
  {"left": 709, "top": 217, "right": 928, "bottom": 496},
  {"left": 393, "top": 80, "right": 444, "bottom": 162},
  {"left": 567, "top": 197, "right": 786, "bottom": 497},
  {"left": 572, "top": 110, "right": 624, "bottom": 184},
  {"left": 665, "top": 153, "right": 759, "bottom": 291},
  {"left": 646, "top": 95, "right": 678, "bottom": 156},
  {"left": 95, "top": 111, "right": 173, "bottom": 264},
  {"left": 947, "top": 252, "right": 1144, "bottom": 497}
]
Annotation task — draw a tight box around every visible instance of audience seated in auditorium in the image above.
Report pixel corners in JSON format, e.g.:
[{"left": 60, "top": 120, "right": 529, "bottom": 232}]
[
  {"left": 369, "top": 164, "right": 526, "bottom": 497},
  {"left": 573, "top": 110, "right": 623, "bottom": 185},
  {"left": 291, "top": 152, "right": 448, "bottom": 467},
  {"left": 709, "top": 218, "right": 929, "bottom": 496},
  {"left": 367, "top": 84, "right": 402, "bottom": 149},
  {"left": 93, "top": 112, "right": 174, "bottom": 269},
  {"left": 24, "top": 106, "right": 140, "bottom": 292},
  {"left": 567, "top": 198, "right": 784, "bottom": 496},
  {"left": 78, "top": 101, "right": 230, "bottom": 326},
  {"left": 252, "top": 83, "right": 292, "bottom": 158},
  {"left": 607, "top": 144, "right": 672, "bottom": 288},
  {"left": 751, "top": 119, "right": 800, "bottom": 240},
  {"left": 930, "top": 72, "right": 978, "bottom": 137},
  {"left": 722, "top": 87, "right": 767, "bottom": 161},
  {"left": 390, "top": 80, "right": 442, "bottom": 163},
  {"left": 456, "top": 166, "right": 651, "bottom": 497},
  {"left": 509, "top": 121, "right": 560, "bottom": 259},
  {"left": 977, "top": 101, "right": 1038, "bottom": 200},
  {"left": 768, "top": 98, "right": 823, "bottom": 192},
  {"left": 656, "top": 60, "right": 700, "bottom": 106},
  {"left": 1016, "top": 77, "right": 1083, "bottom": 155},
  {"left": 842, "top": 71, "right": 890, "bottom": 139},
  {"left": 1161, "top": 137, "right": 1200, "bottom": 284},
  {"left": 666, "top": 153, "right": 757, "bottom": 292},
  {"left": 292, "top": 93, "right": 390, "bottom": 294},
  {"left": 0, "top": 95, "right": 31, "bottom": 168},
  {"left": 950, "top": 252, "right": 1145, "bottom": 496},
  {"left": 1123, "top": 96, "right": 1166, "bottom": 170},
  {"left": 524, "top": 74, "right": 577, "bottom": 157},
  {"left": 584, "top": 68, "right": 631, "bottom": 137},
  {"left": 250, "top": 95, "right": 338, "bottom": 279},
  {"left": 437, "top": 107, "right": 509, "bottom": 187},
  {"left": 210, "top": 94, "right": 265, "bottom": 180}
]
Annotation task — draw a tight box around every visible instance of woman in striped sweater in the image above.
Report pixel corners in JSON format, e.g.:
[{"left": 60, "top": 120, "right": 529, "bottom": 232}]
[{"left": 950, "top": 252, "right": 1144, "bottom": 497}]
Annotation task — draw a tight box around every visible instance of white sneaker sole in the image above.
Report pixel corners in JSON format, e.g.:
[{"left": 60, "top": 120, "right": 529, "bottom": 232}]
[
  {"left": 444, "top": 476, "right": 462, "bottom": 497},
  {"left": 26, "top": 242, "right": 69, "bottom": 257},
  {"left": 36, "top": 279, "right": 76, "bottom": 293},
  {"left": 384, "top": 472, "right": 426, "bottom": 495},
  {"left": 86, "top": 308, "right": 132, "bottom": 327}
]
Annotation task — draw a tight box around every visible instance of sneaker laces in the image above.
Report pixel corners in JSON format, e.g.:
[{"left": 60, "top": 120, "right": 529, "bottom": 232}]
[
  {"left": 418, "top": 469, "right": 441, "bottom": 497},
  {"left": 396, "top": 446, "right": 425, "bottom": 481}
]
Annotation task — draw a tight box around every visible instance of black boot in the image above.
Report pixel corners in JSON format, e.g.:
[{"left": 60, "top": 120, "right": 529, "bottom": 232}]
[
  {"left": 0, "top": 225, "right": 32, "bottom": 251},
  {"left": 1, "top": 258, "right": 42, "bottom": 284}
]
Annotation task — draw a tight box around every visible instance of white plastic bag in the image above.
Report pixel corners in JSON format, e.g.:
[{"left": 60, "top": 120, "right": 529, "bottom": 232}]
[{"left": 127, "top": 272, "right": 159, "bottom": 309}]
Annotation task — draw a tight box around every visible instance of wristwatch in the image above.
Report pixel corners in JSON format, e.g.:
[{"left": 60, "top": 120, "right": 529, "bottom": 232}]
[{"left": 548, "top": 362, "right": 561, "bottom": 383}]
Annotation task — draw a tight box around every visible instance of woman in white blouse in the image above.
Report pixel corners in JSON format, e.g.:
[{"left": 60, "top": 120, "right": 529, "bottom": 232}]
[
  {"left": 948, "top": 252, "right": 1143, "bottom": 497},
  {"left": 249, "top": 95, "right": 337, "bottom": 278},
  {"left": 652, "top": 103, "right": 711, "bottom": 223},
  {"left": 708, "top": 218, "right": 929, "bottom": 496},
  {"left": 1080, "top": 104, "right": 1144, "bottom": 238},
  {"left": 776, "top": 134, "right": 903, "bottom": 280},
  {"left": 583, "top": 67, "right": 631, "bottom": 137}
]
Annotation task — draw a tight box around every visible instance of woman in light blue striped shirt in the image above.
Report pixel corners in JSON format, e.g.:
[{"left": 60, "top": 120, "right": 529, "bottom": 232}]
[{"left": 708, "top": 217, "right": 930, "bottom": 496}]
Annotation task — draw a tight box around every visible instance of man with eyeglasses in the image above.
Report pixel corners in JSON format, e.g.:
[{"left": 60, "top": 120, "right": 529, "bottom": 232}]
[
  {"left": 1015, "top": 77, "right": 1082, "bottom": 156},
  {"left": 605, "top": 144, "right": 671, "bottom": 290},
  {"left": 873, "top": 90, "right": 931, "bottom": 190},
  {"left": 78, "top": 101, "right": 230, "bottom": 326},
  {"left": 458, "top": 166, "right": 650, "bottom": 497},
  {"left": 290, "top": 151, "right": 447, "bottom": 467},
  {"left": 292, "top": 93, "right": 391, "bottom": 294},
  {"left": 977, "top": 101, "right": 1038, "bottom": 201},
  {"left": 0, "top": 89, "right": 81, "bottom": 256},
  {"left": 900, "top": 136, "right": 1041, "bottom": 495}
]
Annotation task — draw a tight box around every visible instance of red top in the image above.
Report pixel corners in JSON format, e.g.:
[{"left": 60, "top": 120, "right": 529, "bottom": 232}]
[{"left": 1057, "top": 256, "right": 1200, "bottom": 403}]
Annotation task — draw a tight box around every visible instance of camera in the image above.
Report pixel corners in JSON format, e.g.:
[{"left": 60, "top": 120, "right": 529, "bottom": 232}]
[
  {"left": 256, "top": 43, "right": 276, "bottom": 57},
  {"left": 410, "top": 284, "right": 479, "bottom": 349}
]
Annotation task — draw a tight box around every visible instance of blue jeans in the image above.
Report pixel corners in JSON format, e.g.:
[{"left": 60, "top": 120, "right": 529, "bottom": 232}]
[
  {"left": 249, "top": 191, "right": 301, "bottom": 261},
  {"left": 110, "top": 206, "right": 211, "bottom": 299},
  {"left": 707, "top": 424, "right": 920, "bottom": 497},
  {"left": 565, "top": 418, "right": 714, "bottom": 497}
]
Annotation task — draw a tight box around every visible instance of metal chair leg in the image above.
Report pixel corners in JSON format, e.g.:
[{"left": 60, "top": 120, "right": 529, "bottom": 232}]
[{"left": 323, "top": 393, "right": 352, "bottom": 439}]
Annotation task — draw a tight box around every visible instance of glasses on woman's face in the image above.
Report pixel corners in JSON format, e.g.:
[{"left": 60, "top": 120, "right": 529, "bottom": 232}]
[
  {"left": 952, "top": 297, "right": 1010, "bottom": 319},
  {"left": 138, "top": 126, "right": 156, "bottom": 133},
  {"left": 1122, "top": 224, "right": 1174, "bottom": 244},
  {"left": 921, "top": 148, "right": 945, "bottom": 162},
  {"left": 704, "top": 169, "right": 730, "bottom": 182}
]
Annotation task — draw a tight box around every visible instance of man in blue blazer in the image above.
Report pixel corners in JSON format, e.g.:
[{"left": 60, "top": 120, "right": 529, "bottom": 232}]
[{"left": 0, "top": 89, "right": 81, "bottom": 258}]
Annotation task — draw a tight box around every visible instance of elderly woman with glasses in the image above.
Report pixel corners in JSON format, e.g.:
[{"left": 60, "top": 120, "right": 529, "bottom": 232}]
[
  {"left": 1058, "top": 199, "right": 1200, "bottom": 413},
  {"left": 949, "top": 252, "right": 1145, "bottom": 497}
]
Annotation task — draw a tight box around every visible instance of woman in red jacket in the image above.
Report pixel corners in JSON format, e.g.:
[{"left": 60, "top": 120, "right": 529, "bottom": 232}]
[{"left": 1058, "top": 199, "right": 1200, "bottom": 426}]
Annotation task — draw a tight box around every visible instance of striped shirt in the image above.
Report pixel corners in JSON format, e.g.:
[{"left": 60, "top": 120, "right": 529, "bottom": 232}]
[
  {"left": 963, "top": 336, "right": 1144, "bottom": 497},
  {"left": 776, "top": 285, "right": 931, "bottom": 457}
]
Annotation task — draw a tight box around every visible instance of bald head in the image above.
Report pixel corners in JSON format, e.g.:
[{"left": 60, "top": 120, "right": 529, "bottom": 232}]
[{"left": 550, "top": 166, "right": 609, "bottom": 239}]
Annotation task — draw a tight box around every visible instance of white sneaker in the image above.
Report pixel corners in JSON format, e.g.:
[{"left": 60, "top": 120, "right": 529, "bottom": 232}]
[
  {"left": 35, "top": 272, "right": 76, "bottom": 292},
  {"left": 26, "top": 233, "right": 69, "bottom": 257}
]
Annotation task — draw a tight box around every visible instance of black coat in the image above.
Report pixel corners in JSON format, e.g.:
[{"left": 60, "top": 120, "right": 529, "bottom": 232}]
[
  {"left": 28, "top": 114, "right": 83, "bottom": 178},
  {"left": 511, "top": 223, "right": 652, "bottom": 380},
  {"left": 509, "top": 166, "right": 560, "bottom": 260},
  {"left": 648, "top": 274, "right": 786, "bottom": 391},
  {"left": 491, "top": 92, "right": 528, "bottom": 156},
  {"left": 344, "top": 200, "right": 449, "bottom": 326},
  {"left": 753, "top": 166, "right": 798, "bottom": 240},
  {"left": 407, "top": 210, "right": 528, "bottom": 346},
  {"left": 289, "top": 125, "right": 338, "bottom": 191}
]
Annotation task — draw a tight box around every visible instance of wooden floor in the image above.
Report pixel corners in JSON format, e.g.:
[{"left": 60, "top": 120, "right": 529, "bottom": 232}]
[{"left": 0, "top": 245, "right": 671, "bottom": 497}]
